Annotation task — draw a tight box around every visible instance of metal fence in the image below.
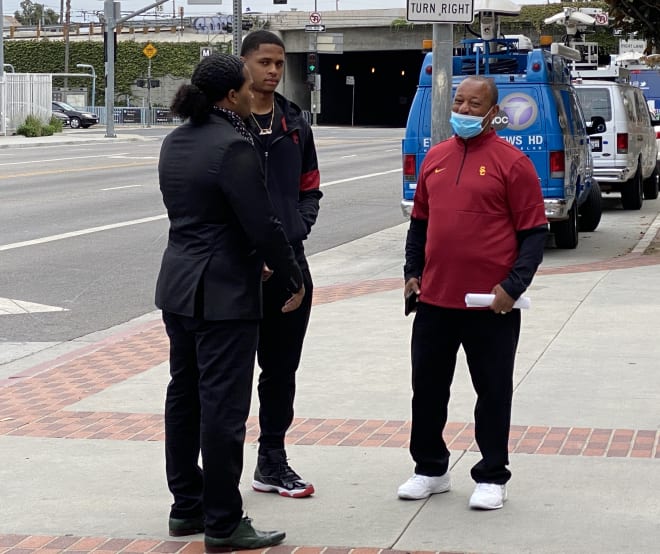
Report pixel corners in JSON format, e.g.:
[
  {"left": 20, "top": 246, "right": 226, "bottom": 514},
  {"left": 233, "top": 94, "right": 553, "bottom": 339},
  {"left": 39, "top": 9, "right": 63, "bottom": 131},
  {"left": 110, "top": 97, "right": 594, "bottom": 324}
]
[{"left": 0, "top": 73, "right": 53, "bottom": 135}]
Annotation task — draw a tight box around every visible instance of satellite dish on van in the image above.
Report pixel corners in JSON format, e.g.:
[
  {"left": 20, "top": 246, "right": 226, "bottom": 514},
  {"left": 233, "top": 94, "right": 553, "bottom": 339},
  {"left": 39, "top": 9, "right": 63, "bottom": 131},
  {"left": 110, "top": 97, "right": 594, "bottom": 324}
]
[
  {"left": 544, "top": 8, "right": 596, "bottom": 37},
  {"left": 473, "top": 0, "right": 521, "bottom": 41}
]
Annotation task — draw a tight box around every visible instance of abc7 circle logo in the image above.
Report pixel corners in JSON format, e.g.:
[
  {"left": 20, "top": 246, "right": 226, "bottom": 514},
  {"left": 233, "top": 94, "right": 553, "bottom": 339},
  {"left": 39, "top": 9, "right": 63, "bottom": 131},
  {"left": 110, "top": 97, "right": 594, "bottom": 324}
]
[{"left": 496, "top": 93, "right": 538, "bottom": 131}]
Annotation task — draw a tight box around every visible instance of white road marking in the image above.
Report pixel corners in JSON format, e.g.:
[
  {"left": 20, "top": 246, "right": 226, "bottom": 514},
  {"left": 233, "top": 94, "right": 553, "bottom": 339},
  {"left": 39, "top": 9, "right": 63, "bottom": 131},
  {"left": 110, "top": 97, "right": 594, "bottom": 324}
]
[
  {"left": 0, "top": 297, "right": 69, "bottom": 315},
  {"left": 0, "top": 215, "right": 167, "bottom": 252},
  {"left": 341, "top": 154, "right": 357, "bottom": 159},
  {"left": 101, "top": 185, "right": 144, "bottom": 191},
  {"left": 321, "top": 168, "right": 401, "bottom": 188},
  {"left": 0, "top": 153, "right": 130, "bottom": 166},
  {"left": 0, "top": 169, "right": 401, "bottom": 251}
]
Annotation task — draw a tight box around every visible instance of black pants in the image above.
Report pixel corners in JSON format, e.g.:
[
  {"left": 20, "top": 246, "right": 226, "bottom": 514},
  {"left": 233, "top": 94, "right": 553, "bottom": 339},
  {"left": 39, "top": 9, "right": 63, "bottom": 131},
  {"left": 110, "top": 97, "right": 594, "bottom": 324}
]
[
  {"left": 410, "top": 302, "right": 521, "bottom": 485},
  {"left": 163, "top": 311, "right": 258, "bottom": 539},
  {"left": 256, "top": 266, "right": 313, "bottom": 454}
]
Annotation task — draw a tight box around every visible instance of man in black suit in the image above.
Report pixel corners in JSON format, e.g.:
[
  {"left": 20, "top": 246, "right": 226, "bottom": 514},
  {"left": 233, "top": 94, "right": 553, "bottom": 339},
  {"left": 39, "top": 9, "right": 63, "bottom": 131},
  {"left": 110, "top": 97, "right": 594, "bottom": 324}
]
[{"left": 156, "top": 54, "right": 304, "bottom": 552}]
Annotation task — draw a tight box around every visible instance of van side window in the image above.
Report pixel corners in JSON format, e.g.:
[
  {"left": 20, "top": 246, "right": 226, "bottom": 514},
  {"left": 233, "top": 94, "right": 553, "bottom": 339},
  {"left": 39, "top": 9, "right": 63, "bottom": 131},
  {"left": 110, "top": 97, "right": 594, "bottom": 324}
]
[
  {"left": 576, "top": 88, "right": 611, "bottom": 122},
  {"left": 633, "top": 91, "right": 651, "bottom": 125},
  {"left": 622, "top": 89, "right": 636, "bottom": 123}
]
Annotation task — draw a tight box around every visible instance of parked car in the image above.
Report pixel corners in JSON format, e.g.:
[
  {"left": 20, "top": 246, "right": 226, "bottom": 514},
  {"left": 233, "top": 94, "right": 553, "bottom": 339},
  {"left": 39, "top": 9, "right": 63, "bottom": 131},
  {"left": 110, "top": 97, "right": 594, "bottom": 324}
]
[
  {"left": 51, "top": 111, "right": 70, "bottom": 126},
  {"left": 51, "top": 101, "right": 99, "bottom": 129},
  {"left": 574, "top": 80, "right": 659, "bottom": 208}
]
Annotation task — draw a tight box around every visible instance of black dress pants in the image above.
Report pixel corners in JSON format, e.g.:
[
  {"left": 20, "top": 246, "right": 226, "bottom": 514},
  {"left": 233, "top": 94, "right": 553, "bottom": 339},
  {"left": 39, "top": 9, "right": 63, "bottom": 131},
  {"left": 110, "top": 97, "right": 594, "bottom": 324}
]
[
  {"left": 256, "top": 266, "right": 313, "bottom": 454},
  {"left": 163, "top": 311, "right": 258, "bottom": 539},
  {"left": 409, "top": 302, "right": 521, "bottom": 485}
]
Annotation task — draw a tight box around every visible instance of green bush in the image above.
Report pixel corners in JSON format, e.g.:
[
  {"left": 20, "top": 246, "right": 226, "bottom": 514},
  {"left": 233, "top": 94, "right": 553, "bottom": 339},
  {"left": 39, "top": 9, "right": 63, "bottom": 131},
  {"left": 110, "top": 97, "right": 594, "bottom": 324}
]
[
  {"left": 16, "top": 114, "right": 62, "bottom": 137},
  {"left": 49, "top": 115, "right": 64, "bottom": 133},
  {"left": 16, "top": 114, "right": 44, "bottom": 137}
]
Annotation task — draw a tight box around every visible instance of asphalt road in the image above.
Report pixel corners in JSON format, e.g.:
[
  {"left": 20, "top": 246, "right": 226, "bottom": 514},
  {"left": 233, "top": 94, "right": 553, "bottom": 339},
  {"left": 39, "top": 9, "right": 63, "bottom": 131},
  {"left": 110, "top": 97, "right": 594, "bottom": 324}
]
[
  {"left": 0, "top": 126, "right": 406, "bottom": 342},
  {"left": 1, "top": 125, "right": 659, "bottom": 346}
]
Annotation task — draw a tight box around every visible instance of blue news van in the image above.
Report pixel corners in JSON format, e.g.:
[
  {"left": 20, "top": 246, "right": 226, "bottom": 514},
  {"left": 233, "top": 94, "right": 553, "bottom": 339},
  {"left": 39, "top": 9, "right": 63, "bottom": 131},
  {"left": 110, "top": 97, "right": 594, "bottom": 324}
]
[{"left": 402, "top": 39, "right": 603, "bottom": 249}]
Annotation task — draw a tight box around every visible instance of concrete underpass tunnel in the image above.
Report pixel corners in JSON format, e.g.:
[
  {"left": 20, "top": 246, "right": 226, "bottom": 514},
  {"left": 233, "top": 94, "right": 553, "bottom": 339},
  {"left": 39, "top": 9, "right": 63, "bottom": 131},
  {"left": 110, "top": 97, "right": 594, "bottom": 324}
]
[{"left": 315, "top": 50, "right": 424, "bottom": 127}]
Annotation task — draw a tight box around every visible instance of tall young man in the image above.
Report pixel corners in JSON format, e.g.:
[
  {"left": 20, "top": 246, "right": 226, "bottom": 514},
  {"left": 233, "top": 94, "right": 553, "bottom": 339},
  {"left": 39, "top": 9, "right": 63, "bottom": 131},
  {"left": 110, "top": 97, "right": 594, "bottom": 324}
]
[{"left": 241, "top": 30, "right": 322, "bottom": 498}]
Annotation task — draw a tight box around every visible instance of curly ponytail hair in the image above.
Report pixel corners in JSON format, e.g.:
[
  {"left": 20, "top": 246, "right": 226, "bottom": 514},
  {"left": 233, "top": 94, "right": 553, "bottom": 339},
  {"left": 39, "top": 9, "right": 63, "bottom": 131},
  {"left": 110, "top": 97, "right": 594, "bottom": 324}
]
[{"left": 170, "top": 53, "right": 246, "bottom": 124}]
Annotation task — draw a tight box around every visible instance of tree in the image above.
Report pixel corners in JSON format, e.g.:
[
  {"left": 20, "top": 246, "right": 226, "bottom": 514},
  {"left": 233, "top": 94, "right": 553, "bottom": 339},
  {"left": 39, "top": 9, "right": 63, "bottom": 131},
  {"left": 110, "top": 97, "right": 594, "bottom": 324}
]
[
  {"left": 13, "top": 0, "right": 60, "bottom": 26},
  {"left": 605, "top": 0, "right": 660, "bottom": 53}
]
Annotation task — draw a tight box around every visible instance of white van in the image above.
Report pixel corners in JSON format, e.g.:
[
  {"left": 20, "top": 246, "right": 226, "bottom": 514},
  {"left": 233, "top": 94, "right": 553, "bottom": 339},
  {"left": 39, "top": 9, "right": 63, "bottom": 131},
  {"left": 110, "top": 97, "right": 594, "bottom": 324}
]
[{"left": 574, "top": 80, "right": 659, "bottom": 209}]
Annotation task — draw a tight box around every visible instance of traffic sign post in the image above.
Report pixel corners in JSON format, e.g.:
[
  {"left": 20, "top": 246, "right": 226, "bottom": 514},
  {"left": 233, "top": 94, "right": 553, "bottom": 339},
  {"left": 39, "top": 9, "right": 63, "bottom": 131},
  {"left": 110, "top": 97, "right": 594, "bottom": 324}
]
[
  {"left": 406, "top": 0, "right": 473, "bottom": 23},
  {"left": 143, "top": 43, "right": 158, "bottom": 59},
  {"left": 200, "top": 46, "right": 215, "bottom": 60}
]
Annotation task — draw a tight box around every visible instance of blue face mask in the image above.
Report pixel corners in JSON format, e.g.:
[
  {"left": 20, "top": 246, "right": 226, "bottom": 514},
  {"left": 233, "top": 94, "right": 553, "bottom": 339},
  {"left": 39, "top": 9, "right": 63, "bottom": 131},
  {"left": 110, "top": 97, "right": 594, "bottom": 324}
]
[{"left": 450, "top": 110, "right": 491, "bottom": 139}]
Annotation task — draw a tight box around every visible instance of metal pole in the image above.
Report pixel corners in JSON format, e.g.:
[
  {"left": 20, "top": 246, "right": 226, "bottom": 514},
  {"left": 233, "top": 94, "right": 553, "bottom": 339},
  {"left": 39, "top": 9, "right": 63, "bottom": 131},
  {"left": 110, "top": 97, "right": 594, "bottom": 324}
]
[
  {"left": 431, "top": 24, "right": 454, "bottom": 146},
  {"left": 77, "top": 64, "right": 97, "bottom": 110},
  {"left": 0, "top": 0, "right": 5, "bottom": 80},
  {"left": 147, "top": 58, "right": 152, "bottom": 128},
  {"left": 351, "top": 83, "right": 354, "bottom": 126},
  {"left": 104, "top": 0, "right": 116, "bottom": 137},
  {"left": 91, "top": 68, "right": 96, "bottom": 111},
  {"left": 232, "top": 0, "right": 241, "bottom": 55}
]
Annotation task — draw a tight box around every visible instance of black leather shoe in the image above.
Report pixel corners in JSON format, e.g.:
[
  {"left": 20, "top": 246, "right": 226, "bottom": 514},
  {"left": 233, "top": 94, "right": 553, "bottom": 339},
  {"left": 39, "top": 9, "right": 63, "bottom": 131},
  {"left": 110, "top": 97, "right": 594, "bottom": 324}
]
[
  {"left": 204, "top": 517, "right": 285, "bottom": 552},
  {"left": 168, "top": 515, "right": 204, "bottom": 537}
]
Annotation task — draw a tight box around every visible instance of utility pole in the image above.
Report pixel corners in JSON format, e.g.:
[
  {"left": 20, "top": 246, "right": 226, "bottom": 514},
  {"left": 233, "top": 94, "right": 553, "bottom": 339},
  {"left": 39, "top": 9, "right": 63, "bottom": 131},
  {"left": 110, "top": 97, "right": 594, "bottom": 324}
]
[
  {"left": 232, "top": 0, "right": 241, "bottom": 55},
  {"left": 64, "top": 0, "right": 71, "bottom": 90},
  {"left": 431, "top": 24, "right": 453, "bottom": 146},
  {"left": 0, "top": 0, "right": 5, "bottom": 80}
]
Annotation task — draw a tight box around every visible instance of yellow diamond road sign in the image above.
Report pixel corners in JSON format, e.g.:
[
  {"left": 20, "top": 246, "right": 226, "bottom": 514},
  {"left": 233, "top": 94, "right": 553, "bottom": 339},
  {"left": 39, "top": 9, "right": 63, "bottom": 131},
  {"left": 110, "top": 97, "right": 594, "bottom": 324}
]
[{"left": 143, "top": 43, "right": 158, "bottom": 59}]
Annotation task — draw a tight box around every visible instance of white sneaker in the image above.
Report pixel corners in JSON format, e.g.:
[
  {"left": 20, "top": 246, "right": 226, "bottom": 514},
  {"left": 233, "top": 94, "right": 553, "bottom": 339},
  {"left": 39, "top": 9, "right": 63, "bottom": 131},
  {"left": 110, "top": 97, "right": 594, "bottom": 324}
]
[
  {"left": 469, "top": 483, "right": 507, "bottom": 510},
  {"left": 397, "top": 473, "right": 451, "bottom": 500}
]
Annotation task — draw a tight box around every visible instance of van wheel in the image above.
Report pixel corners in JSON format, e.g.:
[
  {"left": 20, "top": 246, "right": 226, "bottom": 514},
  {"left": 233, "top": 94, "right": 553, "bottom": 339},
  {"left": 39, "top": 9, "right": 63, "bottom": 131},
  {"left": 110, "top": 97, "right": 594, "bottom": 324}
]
[
  {"left": 643, "top": 163, "right": 659, "bottom": 200},
  {"left": 551, "top": 202, "right": 578, "bottom": 249},
  {"left": 579, "top": 180, "right": 602, "bottom": 232},
  {"left": 621, "top": 167, "right": 643, "bottom": 210}
]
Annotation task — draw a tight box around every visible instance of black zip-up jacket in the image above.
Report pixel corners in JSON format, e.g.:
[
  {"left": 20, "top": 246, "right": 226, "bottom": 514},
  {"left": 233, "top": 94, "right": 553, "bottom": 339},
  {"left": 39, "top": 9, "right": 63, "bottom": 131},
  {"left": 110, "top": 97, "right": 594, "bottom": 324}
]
[{"left": 247, "top": 93, "right": 322, "bottom": 268}]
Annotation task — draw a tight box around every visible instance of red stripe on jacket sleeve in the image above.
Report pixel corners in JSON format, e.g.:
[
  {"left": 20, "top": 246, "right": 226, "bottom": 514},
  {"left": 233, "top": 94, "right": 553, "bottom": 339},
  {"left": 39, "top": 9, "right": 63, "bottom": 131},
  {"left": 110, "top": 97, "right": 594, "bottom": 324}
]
[{"left": 300, "top": 169, "right": 320, "bottom": 192}]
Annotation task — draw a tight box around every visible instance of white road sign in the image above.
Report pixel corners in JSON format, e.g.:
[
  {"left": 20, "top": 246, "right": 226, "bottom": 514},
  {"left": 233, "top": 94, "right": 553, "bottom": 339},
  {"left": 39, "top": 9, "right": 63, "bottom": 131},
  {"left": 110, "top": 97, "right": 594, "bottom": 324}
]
[{"left": 406, "top": 0, "right": 474, "bottom": 23}]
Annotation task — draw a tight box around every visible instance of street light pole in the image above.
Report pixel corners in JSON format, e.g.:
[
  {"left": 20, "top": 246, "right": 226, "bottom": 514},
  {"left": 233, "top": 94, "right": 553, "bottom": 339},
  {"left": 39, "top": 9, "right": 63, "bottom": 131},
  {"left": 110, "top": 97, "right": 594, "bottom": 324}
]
[
  {"left": 76, "top": 63, "right": 96, "bottom": 110},
  {"left": 104, "top": 0, "right": 117, "bottom": 137},
  {"left": 1, "top": 0, "right": 5, "bottom": 80}
]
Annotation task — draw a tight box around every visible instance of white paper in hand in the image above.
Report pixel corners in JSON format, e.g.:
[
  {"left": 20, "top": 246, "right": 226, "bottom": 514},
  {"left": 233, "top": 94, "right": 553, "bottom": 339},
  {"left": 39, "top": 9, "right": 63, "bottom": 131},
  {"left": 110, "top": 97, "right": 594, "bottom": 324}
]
[{"left": 464, "top": 293, "right": 531, "bottom": 309}]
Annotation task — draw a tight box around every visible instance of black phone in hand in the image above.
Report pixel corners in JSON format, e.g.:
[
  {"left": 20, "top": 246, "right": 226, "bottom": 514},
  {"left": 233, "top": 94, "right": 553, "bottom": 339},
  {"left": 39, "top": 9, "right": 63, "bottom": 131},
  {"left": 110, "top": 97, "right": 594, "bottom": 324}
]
[{"left": 405, "top": 291, "right": 418, "bottom": 316}]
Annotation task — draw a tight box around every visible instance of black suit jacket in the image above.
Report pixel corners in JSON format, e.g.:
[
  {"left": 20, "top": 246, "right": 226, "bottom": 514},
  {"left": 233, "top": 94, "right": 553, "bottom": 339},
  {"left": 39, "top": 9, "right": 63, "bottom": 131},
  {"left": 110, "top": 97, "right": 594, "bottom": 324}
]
[{"left": 155, "top": 112, "right": 302, "bottom": 321}]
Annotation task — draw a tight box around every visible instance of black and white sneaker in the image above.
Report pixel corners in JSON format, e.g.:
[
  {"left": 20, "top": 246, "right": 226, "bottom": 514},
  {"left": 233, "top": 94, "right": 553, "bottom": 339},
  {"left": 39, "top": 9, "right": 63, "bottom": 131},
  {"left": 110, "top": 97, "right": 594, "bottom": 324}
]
[{"left": 253, "top": 450, "right": 315, "bottom": 498}]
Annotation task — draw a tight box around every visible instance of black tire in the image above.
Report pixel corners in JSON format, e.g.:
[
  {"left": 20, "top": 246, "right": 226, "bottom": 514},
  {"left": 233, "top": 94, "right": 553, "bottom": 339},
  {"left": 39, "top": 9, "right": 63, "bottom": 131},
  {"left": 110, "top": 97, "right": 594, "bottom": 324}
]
[
  {"left": 579, "top": 180, "right": 602, "bottom": 232},
  {"left": 551, "top": 201, "right": 578, "bottom": 249},
  {"left": 69, "top": 117, "right": 81, "bottom": 129},
  {"left": 621, "top": 166, "right": 643, "bottom": 210},
  {"left": 643, "top": 163, "right": 659, "bottom": 200},
  {"left": 81, "top": 124, "right": 91, "bottom": 129}
]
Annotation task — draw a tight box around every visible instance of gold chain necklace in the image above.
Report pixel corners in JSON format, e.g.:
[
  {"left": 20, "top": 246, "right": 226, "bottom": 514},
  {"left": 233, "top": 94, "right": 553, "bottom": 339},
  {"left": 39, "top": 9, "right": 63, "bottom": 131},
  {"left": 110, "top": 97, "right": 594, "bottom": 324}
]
[{"left": 251, "top": 102, "right": 275, "bottom": 135}]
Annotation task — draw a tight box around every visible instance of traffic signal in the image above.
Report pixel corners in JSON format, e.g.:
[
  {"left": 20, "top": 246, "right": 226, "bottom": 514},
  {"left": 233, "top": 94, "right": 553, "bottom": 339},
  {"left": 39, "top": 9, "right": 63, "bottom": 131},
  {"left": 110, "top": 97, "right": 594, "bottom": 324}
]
[{"left": 306, "top": 52, "right": 318, "bottom": 74}]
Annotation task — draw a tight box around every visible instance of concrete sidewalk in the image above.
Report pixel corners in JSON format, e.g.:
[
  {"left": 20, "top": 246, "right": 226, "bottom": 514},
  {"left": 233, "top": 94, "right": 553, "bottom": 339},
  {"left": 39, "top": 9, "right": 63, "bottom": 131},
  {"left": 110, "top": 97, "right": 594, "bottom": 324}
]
[
  {"left": 1, "top": 220, "right": 660, "bottom": 554},
  {"left": 0, "top": 129, "right": 147, "bottom": 149}
]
